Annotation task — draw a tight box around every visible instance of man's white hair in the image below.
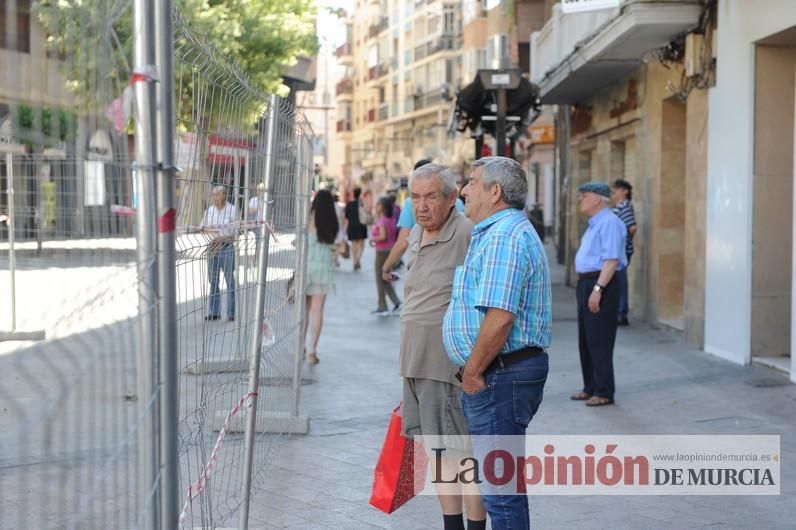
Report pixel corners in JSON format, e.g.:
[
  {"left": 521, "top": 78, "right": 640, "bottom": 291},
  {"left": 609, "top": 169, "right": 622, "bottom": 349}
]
[{"left": 409, "top": 163, "right": 458, "bottom": 197}]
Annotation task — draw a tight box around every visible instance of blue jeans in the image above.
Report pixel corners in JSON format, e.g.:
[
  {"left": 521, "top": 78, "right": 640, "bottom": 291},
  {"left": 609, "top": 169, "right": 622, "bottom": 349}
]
[
  {"left": 461, "top": 353, "right": 548, "bottom": 530},
  {"left": 208, "top": 243, "right": 235, "bottom": 317}
]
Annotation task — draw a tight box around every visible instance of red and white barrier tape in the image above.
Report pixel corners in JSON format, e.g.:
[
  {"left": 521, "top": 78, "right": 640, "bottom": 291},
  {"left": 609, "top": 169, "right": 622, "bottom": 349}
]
[{"left": 178, "top": 391, "right": 258, "bottom": 527}]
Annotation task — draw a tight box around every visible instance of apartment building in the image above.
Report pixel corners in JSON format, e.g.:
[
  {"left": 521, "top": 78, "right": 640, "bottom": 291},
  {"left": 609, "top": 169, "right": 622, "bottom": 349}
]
[
  {"left": 334, "top": 0, "right": 464, "bottom": 195},
  {"left": 335, "top": 1, "right": 547, "bottom": 191}
]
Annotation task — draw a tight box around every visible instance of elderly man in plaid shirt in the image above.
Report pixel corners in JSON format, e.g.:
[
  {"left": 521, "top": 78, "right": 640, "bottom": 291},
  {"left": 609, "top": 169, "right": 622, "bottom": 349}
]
[{"left": 443, "top": 157, "right": 551, "bottom": 530}]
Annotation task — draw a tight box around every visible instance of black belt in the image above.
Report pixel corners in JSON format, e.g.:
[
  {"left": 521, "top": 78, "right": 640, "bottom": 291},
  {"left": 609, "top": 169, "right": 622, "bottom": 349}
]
[
  {"left": 456, "top": 346, "right": 545, "bottom": 382},
  {"left": 578, "top": 271, "right": 601, "bottom": 281}
]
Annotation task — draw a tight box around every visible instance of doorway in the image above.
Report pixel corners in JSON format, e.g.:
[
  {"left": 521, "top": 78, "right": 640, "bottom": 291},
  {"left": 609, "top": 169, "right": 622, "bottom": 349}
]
[
  {"left": 658, "top": 97, "right": 687, "bottom": 329},
  {"left": 751, "top": 32, "right": 795, "bottom": 376}
]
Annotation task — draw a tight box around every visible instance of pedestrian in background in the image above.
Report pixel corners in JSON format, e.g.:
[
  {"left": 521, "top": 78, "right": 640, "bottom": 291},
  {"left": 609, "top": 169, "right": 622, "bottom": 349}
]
[
  {"left": 304, "top": 189, "right": 339, "bottom": 365},
  {"left": 443, "top": 156, "right": 552, "bottom": 530},
  {"left": 370, "top": 196, "right": 401, "bottom": 316},
  {"left": 333, "top": 192, "right": 348, "bottom": 267},
  {"left": 202, "top": 186, "right": 238, "bottom": 321},
  {"left": 343, "top": 187, "right": 368, "bottom": 271},
  {"left": 572, "top": 182, "right": 627, "bottom": 407},
  {"left": 612, "top": 179, "right": 637, "bottom": 326},
  {"left": 393, "top": 163, "right": 486, "bottom": 530}
]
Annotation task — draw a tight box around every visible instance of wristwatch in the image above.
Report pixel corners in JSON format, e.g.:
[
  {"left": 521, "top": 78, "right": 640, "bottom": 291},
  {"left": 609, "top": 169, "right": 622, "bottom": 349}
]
[{"left": 593, "top": 283, "right": 604, "bottom": 293}]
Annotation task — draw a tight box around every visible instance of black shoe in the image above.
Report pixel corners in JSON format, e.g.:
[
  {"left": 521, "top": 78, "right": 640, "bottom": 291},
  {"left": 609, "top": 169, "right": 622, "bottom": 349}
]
[
  {"left": 205, "top": 315, "right": 220, "bottom": 321},
  {"left": 618, "top": 317, "right": 629, "bottom": 326},
  {"left": 228, "top": 315, "right": 235, "bottom": 322}
]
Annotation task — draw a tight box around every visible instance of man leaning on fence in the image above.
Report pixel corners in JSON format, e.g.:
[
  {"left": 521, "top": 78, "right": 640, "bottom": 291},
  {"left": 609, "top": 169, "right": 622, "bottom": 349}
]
[
  {"left": 443, "top": 156, "right": 552, "bottom": 530},
  {"left": 202, "top": 186, "right": 238, "bottom": 321}
]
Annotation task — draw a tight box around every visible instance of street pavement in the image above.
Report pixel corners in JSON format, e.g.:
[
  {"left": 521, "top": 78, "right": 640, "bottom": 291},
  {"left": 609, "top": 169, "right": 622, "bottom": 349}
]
[{"left": 248, "top": 244, "right": 796, "bottom": 530}]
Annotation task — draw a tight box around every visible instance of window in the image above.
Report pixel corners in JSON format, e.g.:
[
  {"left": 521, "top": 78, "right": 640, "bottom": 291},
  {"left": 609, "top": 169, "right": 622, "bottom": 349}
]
[
  {"left": 443, "top": 5, "right": 456, "bottom": 35},
  {"left": 0, "top": 0, "right": 31, "bottom": 53}
]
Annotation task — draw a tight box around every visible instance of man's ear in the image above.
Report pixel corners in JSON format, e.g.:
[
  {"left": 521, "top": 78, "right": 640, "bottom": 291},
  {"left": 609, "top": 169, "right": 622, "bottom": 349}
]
[{"left": 490, "top": 183, "right": 503, "bottom": 205}]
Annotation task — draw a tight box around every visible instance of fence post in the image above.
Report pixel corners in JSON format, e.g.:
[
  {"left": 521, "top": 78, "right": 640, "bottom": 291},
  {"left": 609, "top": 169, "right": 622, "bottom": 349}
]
[
  {"left": 238, "top": 94, "right": 280, "bottom": 530},
  {"left": 291, "top": 133, "right": 310, "bottom": 416},
  {"left": 132, "top": 1, "right": 160, "bottom": 528},
  {"left": 154, "top": 1, "right": 179, "bottom": 528},
  {"left": 5, "top": 153, "right": 16, "bottom": 333}
]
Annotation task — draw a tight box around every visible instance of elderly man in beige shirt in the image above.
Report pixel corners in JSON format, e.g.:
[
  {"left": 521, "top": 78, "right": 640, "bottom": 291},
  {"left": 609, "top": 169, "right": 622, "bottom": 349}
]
[{"left": 384, "top": 163, "right": 486, "bottom": 530}]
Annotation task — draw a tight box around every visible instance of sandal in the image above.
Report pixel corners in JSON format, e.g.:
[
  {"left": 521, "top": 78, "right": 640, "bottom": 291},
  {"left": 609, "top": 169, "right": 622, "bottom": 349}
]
[
  {"left": 305, "top": 352, "right": 319, "bottom": 365},
  {"left": 570, "top": 391, "right": 592, "bottom": 401},
  {"left": 585, "top": 396, "right": 614, "bottom": 407}
]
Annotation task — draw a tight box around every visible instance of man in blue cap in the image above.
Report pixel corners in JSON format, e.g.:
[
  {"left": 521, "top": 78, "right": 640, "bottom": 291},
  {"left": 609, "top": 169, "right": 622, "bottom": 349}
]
[{"left": 571, "top": 182, "right": 627, "bottom": 406}]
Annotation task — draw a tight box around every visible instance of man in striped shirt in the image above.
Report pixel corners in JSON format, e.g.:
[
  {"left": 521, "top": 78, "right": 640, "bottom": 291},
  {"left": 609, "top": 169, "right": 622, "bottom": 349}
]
[{"left": 612, "top": 179, "right": 637, "bottom": 326}]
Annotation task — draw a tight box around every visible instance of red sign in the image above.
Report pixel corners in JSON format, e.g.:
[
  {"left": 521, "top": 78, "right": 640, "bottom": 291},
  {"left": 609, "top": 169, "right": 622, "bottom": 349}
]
[{"left": 207, "top": 135, "right": 253, "bottom": 164}]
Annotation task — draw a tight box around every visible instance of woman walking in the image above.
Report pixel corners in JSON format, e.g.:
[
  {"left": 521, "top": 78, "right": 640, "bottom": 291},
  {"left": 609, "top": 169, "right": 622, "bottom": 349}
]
[
  {"left": 304, "top": 189, "right": 339, "bottom": 364},
  {"left": 371, "top": 196, "right": 401, "bottom": 316},
  {"left": 343, "top": 187, "right": 368, "bottom": 270}
]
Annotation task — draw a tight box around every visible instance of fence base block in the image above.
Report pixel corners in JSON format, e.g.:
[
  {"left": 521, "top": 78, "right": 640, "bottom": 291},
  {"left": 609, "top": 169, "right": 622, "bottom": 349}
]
[
  {"left": 0, "top": 330, "right": 46, "bottom": 342},
  {"left": 183, "top": 360, "right": 248, "bottom": 374},
  {"left": 213, "top": 410, "right": 309, "bottom": 434}
]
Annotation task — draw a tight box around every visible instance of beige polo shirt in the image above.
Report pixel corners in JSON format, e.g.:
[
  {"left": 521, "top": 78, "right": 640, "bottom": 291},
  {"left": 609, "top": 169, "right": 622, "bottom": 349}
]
[{"left": 400, "top": 209, "right": 473, "bottom": 385}]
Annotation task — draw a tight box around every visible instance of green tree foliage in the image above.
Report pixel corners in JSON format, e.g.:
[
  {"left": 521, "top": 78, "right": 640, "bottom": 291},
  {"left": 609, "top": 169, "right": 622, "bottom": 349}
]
[
  {"left": 183, "top": 0, "right": 319, "bottom": 94},
  {"left": 35, "top": 0, "right": 319, "bottom": 107}
]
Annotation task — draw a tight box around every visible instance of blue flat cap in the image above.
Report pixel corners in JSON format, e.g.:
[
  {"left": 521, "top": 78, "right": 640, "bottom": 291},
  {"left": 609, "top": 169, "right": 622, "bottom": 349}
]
[{"left": 578, "top": 182, "right": 611, "bottom": 198}]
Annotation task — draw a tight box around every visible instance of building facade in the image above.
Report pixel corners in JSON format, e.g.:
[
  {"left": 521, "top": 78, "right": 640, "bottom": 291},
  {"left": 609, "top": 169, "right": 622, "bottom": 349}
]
[
  {"left": 1, "top": 0, "right": 133, "bottom": 240},
  {"left": 531, "top": 0, "right": 707, "bottom": 340},
  {"left": 531, "top": 0, "right": 796, "bottom": 382},
  {"left": 335, "top": 0, "right": 549, "bottom": 198},
  {"left": 703, "top": 0, "right": 796, "bottom": 381}
]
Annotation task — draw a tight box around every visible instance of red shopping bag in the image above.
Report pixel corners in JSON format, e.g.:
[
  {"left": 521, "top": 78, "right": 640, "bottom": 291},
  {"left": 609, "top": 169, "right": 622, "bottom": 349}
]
[{"left": 369, "top": 403, "right": 428, "bottom": 514}]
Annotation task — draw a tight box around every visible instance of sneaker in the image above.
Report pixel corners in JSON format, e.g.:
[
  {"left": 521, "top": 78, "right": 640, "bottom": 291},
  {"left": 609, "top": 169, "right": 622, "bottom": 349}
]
[
  {"left": 370, "top": 308, "right": 390, "bottom": 317},
  {"left": 617, "top": 317, "right": 629, "bottom": 327},
  {"left": 391, "top": 302, "right": 402, "bottom": 315}
]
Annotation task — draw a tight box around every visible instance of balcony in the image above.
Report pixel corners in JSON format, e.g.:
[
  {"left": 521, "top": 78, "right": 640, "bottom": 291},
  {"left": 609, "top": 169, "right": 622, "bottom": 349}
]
[
  {"left": 378, "top": 103, "right": 389, "bottom": 121},
  {"left": 336, "top": 119, "right": 352, "bottom": 133},
  {"left": 335, "top": 42, "right": 353, "bottom": 64},
  {"left": 413, "top": 35, "right": 459, "bottom": 62},
  {"left": 335, "top": 78, "right": 353, "bottom": 98},
  {"left": 530, "top": 0, "right": 702, "bottom": 103},
  {"left": 368, "top": 62, "right": 390, "bottom": 81},
  {"left": 412, "top": 87, "right": 445, "bottom": 112},
  {"left": 368, "top": 16, "right": 389, "bottom": 39}
]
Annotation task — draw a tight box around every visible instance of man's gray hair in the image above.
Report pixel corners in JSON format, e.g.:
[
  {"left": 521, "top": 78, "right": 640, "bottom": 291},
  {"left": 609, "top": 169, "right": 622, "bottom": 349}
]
[
  {"left": 211, "top": 185, "right": 227, "bottom": 196},
  {"left": 409, "top": 163, "right": 458, "bottom": 198},
  {"left": 471, "top": 156, "right": 527, "bottom": 209}
]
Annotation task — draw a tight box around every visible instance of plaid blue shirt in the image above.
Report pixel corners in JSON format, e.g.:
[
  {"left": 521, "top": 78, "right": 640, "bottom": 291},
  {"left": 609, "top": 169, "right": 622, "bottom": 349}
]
[{"left": 443, "top": 208, "right": 552, "bottom": 367}]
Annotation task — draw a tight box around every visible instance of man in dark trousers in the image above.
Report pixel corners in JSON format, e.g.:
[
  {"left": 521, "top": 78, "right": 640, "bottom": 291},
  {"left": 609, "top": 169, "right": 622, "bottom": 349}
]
[{"left": 571, "top": 182, "right": 627, "bottom": 407}]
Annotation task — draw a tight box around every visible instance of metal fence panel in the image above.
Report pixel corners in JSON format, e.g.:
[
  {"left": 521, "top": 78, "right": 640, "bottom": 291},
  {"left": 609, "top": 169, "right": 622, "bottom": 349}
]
[
  {"left": 1, "top": 2, "right": 313, "bottom": 528},
  {"left": 172, "top": 12, "right": 313, "bottom": 530}
]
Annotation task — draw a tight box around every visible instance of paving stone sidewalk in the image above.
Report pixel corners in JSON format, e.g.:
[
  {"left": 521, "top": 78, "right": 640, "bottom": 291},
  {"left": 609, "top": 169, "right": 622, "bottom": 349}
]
[{"left": 248, "top": 246, "right": 795, "bottom": 530}]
